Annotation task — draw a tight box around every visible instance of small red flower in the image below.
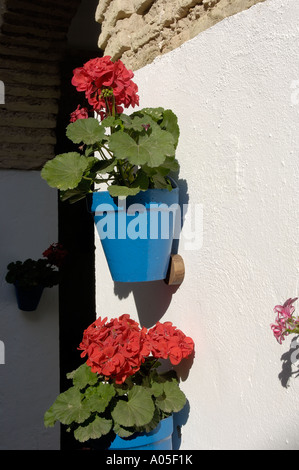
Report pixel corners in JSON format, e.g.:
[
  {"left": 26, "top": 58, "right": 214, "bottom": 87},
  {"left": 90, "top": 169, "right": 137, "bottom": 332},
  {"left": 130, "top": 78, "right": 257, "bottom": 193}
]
[
  {"left": 70, "top": 105, "right": 89, "bottom": 123},
  {"left": 42, "top": 243, "right": 68, "bottom": 268}
]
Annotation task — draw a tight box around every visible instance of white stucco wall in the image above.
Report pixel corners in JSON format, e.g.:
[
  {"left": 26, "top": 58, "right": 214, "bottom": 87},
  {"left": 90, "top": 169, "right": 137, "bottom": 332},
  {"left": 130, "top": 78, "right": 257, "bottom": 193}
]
[
  {"left": 0, "top": 170, "right": 59, "bottom": 450},
  {"left": 95, "top": 0, "right": 299, "bottom": 450}
]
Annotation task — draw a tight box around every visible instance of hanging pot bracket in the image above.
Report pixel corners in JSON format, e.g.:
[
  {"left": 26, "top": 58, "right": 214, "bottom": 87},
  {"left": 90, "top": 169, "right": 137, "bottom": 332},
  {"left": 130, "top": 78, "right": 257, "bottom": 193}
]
[{"left": 164, "top": 254, "right": 185, "bottom": 286}]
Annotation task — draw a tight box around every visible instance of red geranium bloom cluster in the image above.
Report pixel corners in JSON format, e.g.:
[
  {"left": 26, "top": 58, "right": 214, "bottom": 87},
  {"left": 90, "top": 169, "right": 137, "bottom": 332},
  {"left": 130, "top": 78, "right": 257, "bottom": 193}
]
[
  {"left": 43, "top": 243, "right": 68, "bottom": 268},
  {"left": 79, "top": 315, "right": 149, "bottom": 384},
  {"left": 71, "top": 56, "right": 139, "bottom": 119},
  {"left": 145, "top": 321, "right": 195, "bottom": 366},
  {"left": 78, "top": 315, "right": 194, "bottom": 384}
]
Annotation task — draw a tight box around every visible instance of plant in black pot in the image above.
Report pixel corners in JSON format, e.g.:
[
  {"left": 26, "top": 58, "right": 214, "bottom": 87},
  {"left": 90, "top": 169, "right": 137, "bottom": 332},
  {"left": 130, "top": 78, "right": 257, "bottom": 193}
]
[
  {"left": 6, "top": 243, "right": 67, "bottom": 311},
  {"left": 41, "top": 56, "right": 182, "bottom": 283}
]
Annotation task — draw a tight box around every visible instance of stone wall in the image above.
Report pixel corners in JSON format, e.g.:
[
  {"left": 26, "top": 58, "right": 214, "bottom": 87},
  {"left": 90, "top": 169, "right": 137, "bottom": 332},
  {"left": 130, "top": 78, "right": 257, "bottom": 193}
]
[
  {"left": 0, "top": 0, "right": 81, "bottom": 170},
  {"left": 96, "top": 0, "right": 266, "bottom": 71}
]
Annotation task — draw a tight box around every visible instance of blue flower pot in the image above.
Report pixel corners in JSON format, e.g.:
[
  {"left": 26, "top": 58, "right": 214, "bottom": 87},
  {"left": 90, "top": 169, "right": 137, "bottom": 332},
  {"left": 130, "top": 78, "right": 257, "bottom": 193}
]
[
  {"left": 91, "top": 183, "right": 179, "bottom": 282},
  {"left": 108, "top": 416, "right": 173, "bottom": 450},
  {"left": 14, "top": 283, "right": 44, "bottom": 311}
]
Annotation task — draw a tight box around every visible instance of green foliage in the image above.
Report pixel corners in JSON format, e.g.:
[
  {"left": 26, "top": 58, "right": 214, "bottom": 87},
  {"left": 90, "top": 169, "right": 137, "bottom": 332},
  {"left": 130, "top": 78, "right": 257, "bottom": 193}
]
[
  {"left": 66, "top": 118, "right": 106, "bottom": 145},
  {"left": 5, "top": 259, "right": 59, "bottom": 288},
  {"left": 111, "top": 386, "right": 155, "bottom": 428},
  {"left": 44, "top": 360, "right": 186, "bottom": 444},
  {"left": 41, "top": 108, "right": 180, "bottom": 202}
]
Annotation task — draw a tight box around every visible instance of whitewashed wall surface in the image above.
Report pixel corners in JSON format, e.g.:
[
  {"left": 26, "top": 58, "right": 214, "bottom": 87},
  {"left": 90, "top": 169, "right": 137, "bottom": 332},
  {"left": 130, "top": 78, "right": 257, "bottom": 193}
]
[
  {"left": 0, "top": 171, "right": 59, "bottom": 450},
  {"left": 95, "top": 0, "right": 299, "bottom": 449}
]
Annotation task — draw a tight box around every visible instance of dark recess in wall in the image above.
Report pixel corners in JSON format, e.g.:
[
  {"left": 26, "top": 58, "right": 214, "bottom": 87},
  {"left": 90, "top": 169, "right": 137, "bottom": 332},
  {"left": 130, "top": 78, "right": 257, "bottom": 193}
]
[{"left": 57, "top": 0, "right": 102, "bottom": 449}]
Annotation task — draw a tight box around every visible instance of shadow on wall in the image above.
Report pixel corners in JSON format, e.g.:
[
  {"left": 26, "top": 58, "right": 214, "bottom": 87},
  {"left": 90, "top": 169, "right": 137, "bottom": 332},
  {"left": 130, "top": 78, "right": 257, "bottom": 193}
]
[
  {"left": 114, "top": 280, "right": 179, "bottom": 328},
  {"left": 279, "top": 335, "right": 299, "bottom": 388},
  {"left": 113, "top": 177, "right": 189, "bottom": 328},
  {"left": 172, "top": 400, "right": 191, "bottom": 450},
  {"left": 173, "top": 351, "right": 194, "bottom": 449}
]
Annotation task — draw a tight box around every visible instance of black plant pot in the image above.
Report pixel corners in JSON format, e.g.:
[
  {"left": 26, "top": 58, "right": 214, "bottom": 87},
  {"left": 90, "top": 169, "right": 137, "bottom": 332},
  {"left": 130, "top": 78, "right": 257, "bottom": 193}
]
[{"left": 14, "top": 283, "right": 44, "bottom": 311}]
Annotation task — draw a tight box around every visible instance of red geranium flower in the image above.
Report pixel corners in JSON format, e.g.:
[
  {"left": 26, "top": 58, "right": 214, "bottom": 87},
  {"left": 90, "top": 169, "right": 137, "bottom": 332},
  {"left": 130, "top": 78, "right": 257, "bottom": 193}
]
[
  {"left": 146, "top": 321, "right": 194, "bottom": 365},
  {"left": 78, "top": 315, "right": 194, "bottom": 383},
  {"left": 70, "top": 105, "right": 89, "bottom": 123},
  {"left": 78, "top": 314, "right": 147, "bottom": 384},
  {"left": 42, "top": 243, "right": 68, "bottom": 268},
  {"left": 71, "top": 56, "right": 139, "bottom": 117}
]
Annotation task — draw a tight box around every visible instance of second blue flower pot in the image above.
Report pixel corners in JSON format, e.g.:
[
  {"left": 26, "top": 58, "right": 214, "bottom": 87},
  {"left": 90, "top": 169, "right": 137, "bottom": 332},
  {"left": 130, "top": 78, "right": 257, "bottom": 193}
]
[{"left": 108, "top": 415, "right": 173, "bottom": 450}]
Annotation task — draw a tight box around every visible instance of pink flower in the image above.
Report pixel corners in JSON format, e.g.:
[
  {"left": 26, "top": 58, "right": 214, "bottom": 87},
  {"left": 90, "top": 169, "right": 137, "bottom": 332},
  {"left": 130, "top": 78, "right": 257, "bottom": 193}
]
[
  {"left": 271, "top": 322, "right": 286, "bottom": 344},
  {"left": 271, "top": 297, "right": 298, "bottom": 343}
]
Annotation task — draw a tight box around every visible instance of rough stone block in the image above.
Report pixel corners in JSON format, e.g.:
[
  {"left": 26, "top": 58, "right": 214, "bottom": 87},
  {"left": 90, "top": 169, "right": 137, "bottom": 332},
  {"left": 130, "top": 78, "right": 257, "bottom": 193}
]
[
  {"left": 95, "top": 0, "right": 112, "bottom": 22},
  {"left": 133, "top": 0, "right": 155, "bottom": 14},
  {"left": 96, "top": 0, "right": 266, "bottom": 71}
]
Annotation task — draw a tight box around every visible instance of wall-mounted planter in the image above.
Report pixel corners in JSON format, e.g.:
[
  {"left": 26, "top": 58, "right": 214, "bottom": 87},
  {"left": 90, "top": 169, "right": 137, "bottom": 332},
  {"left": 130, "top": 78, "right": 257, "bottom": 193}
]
[
  {"left": 14, "top": 282, "right": 44, "bottom": 311},
  {"left": 108, "top": 415, "right": 173, "bottom": 450},
  {"left": 91, "top": 182, "right": 180, "bottom": 282}
]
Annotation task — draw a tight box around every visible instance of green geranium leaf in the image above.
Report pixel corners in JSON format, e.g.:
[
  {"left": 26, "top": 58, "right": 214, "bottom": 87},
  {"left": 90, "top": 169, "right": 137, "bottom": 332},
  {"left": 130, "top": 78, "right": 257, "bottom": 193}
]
[
  {"left": 160, "top": 156, "right": 179, "bottom": 173},
  {"left": 67, "top": 363, "right": 98, "bottom": 389},
  {"left": 149, "top": 380, "right": 164, "bottom": 398},
  {"left": 85, "top": 156, "right": 100, "bottom": 171},
  {"left": 41, "top": 152, "right": 89, "bottom": 190},
  {"left": 84, "top": 382, "right": 116, "bottom": 413},
  {"left": 108, "top": 185, "right": 141, "bottom": 198},
  {"left": 59, "top": 173, "right": 94, "bottom": 203},
  {"left": 151, "top": 173, "right": 169, "bottom": 189},
  {"left": 92, "top": 158, "right": 116, "bottom": 174},
  {"left": 45, "top": 387, "right": 91, "bottom": 426},
  {"left": 127, "top": 115, "right": 157, "bottom": 132},
  {"left": 113, "top": 423, "right": 135, "bottom": 438},
  {"left": 131, "top": 169, "right": 149, "bottom": 190},
  {"left": 44, "top": 406, "right": 57, "bottom": 428},
  {"left": 101, "top": 116, "right": 122, "bottom": 128},
  {"left": 74, "top": 416, "right": 112, "bottom": 443},
  {"left": 66, "top": 118, "right": 105, "bottom": 145},
  {"left": 111, "top": 386, "right": 155, "bottom": 427},
  {"left": 60, "top": 189, "right": 87, "bottom": 204},
  {"left": 137, "top": 408, "right": 162, "bottom": 434},
  {"left": 119, "top": 113, "right": 133, "bottom": 127},
  {"left": 139, "top": 107, "right": 164, "bottom": 122},
  {"left": 108, "top": 128, "right": 175, "bottom": 168},
  {"left": 156, "top": 381, "right": 186, "bottom": 414},
  {"left": 160, "top": 109, "right": 180, "bottom": 148}
]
